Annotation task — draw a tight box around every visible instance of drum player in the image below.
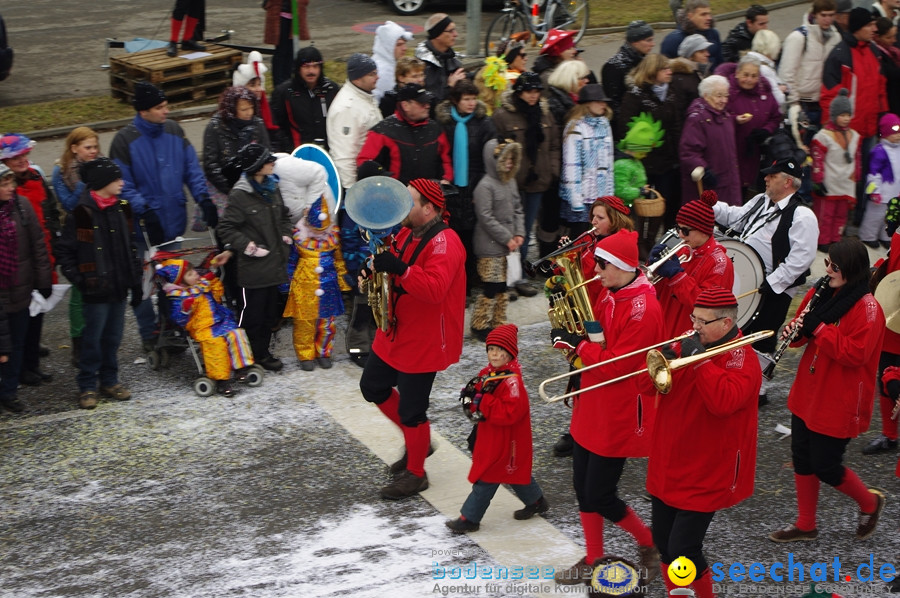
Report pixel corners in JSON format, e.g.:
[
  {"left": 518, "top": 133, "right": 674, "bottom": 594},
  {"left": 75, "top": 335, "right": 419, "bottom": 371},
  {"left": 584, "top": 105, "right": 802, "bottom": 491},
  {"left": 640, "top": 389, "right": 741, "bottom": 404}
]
[
  {"left": 647, "top": 190, "right": 735, "bottom": 337},
  {"left": 712, "top": 158, "right": 819, "bottom": 406}
]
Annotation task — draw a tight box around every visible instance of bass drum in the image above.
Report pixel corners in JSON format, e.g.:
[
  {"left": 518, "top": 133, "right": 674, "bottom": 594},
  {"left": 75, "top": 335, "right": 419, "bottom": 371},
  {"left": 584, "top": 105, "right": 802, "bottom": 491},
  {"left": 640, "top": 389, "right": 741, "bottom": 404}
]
[{"left": 717, "top": 237, "right": 766, "bottom": 329}]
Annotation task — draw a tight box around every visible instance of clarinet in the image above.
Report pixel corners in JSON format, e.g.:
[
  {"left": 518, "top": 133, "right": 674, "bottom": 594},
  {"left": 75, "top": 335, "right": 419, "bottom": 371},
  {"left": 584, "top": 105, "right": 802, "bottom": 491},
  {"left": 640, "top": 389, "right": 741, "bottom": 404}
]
[{"left": 762, "top": 276, "right": 829, "bottom": 380}]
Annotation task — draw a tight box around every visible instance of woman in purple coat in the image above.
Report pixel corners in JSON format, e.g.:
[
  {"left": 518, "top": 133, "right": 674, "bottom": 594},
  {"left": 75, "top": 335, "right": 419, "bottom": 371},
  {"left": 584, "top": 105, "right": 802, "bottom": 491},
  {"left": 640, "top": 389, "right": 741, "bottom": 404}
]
[
  {"left": 716, "top": 55, "right": 783, "bottom": 202},
  {"left": 679, "top": 75, "right": 743, "bottom": 206}
]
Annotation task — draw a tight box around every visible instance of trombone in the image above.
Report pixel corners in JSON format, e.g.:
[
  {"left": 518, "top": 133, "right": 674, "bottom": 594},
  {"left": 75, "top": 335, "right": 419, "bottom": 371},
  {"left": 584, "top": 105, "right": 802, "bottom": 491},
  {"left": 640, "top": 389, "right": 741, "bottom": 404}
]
[{"left": 539, "top": 330, "right": 774, "bottom": 403}]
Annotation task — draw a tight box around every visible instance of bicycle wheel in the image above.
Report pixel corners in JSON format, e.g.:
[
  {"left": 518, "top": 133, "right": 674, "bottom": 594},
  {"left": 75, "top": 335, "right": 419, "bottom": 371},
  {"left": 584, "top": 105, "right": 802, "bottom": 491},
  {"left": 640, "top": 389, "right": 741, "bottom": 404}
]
[
  {"left": 545, "top": 0, "right": 589, "bottom": 43},
  {"left": 485, "top": 10, "right": 531, "bottom": 57}
]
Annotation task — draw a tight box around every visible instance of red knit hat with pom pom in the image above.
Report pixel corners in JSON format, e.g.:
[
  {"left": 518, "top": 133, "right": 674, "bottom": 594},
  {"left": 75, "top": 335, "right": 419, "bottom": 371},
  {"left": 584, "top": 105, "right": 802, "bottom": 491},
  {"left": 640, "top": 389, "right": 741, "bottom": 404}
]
[{"left": 676, "top": 190, "right": 718, "bottom": 236}]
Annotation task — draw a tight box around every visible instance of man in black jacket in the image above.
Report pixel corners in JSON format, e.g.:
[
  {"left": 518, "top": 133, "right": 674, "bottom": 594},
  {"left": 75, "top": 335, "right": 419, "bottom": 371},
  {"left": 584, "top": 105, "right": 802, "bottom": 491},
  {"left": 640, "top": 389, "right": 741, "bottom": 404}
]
[
  {"left": 602, "top": 20, "right": 655, "bottom": 118},
  {"left": 721, "top": 5, "right": 769, "bottom": 63},
  {"left": 414, "top": 13, "right": 465, "bottom": 104},
  {"left": 271, "top": 45, "right": 339, "bottom": 152}
]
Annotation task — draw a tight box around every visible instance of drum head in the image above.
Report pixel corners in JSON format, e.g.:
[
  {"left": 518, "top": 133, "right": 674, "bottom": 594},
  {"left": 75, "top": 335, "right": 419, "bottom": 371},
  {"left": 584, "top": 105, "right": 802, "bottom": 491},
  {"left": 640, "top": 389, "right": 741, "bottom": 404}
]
[{"left": 718, "top": 239, "right": 765, "bottom": 328}]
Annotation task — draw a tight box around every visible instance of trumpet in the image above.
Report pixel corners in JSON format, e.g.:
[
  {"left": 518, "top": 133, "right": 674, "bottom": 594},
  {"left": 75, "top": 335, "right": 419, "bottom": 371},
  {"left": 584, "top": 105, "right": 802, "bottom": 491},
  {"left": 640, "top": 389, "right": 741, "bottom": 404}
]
[
  {"left": 539, "top": 330, "right": 774, "bottom": 402},
  {"left": 644, "top": 241, "right": 693, "bottom": 284}
]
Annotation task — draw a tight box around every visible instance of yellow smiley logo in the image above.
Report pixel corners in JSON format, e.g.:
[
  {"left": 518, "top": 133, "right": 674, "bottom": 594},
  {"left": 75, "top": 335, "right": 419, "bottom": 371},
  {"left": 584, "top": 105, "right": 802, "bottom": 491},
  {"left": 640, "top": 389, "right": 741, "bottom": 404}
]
[{"left": 668, "top": 556, "right": 697, "bottom": 587}]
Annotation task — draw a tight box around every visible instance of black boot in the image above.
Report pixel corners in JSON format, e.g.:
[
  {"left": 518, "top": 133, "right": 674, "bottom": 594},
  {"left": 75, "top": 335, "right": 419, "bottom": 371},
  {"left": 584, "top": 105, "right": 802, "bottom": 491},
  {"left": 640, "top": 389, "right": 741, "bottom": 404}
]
[
  {"left": 166, "top": 41, "right": 178, "bottom": 57},
  {"left": 181, "top": 39, "right": 206, "bottom": 52}
]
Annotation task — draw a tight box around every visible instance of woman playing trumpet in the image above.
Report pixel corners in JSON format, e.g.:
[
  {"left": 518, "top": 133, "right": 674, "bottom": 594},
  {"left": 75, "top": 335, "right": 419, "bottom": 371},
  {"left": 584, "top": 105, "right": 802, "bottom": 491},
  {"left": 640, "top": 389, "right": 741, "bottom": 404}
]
[
  {"left": 769, "top": 239, "right": 887, "bottom": 543},
  {"left": 648, "top": 190, "right": 735, "bottom": 337}
]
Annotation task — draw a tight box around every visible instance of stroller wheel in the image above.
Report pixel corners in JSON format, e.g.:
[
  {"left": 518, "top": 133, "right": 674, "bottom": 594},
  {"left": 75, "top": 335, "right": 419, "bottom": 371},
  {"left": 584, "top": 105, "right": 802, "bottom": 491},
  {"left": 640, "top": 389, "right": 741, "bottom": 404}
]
[
  {"left": 159, "top": 349, "right": 171, "bottom": 368},
  {"left": 193, "top": 377, "right": 216, "bottom": 397},
  {"left": 147, "top": 350, "right": 162, "bottom": 371},
  {"left": 245, "top": 365, "right": 265, "bottom": 387}
]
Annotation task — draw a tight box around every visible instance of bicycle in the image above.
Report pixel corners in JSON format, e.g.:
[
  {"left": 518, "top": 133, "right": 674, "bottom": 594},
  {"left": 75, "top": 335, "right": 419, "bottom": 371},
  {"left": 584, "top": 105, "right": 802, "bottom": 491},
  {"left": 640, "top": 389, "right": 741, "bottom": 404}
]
[{"left": 484, "top": 0, "right": 589, "bottom": 58}]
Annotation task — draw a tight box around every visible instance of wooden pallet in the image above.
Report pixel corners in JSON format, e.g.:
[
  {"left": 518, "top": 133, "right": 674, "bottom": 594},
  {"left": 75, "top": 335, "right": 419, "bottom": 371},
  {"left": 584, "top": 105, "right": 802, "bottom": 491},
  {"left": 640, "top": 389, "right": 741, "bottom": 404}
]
[{"left": 109, "top": 44, "right": 242, "bottom": 105}]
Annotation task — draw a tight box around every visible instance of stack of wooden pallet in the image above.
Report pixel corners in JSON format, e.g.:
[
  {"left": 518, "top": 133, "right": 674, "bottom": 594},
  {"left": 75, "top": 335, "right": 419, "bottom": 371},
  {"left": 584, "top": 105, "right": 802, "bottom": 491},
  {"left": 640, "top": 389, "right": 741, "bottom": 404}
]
[{"left": 109, "top": 44, "right": 242, "bottom": 105}]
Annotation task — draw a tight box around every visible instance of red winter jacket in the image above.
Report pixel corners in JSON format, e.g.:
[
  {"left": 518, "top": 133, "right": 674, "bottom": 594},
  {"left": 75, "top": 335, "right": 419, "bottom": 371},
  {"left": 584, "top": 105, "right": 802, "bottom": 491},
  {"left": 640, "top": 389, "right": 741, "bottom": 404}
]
[
  {"left": 787, "top": 287, "right": 885, "bottom": 438},
  {"left": 571, "top": 273, "right": 666, "bottom": 457},
  {"left": 647, "top": 330, "right": 760, "bottom": 511},
  {"left": 371, "top": 223, "right": 466, "bottom": 373},
  {"left": 468, "top": 359, "right": 534, "bottom": 485},
  {"left": 820, "top": 37, "right": 887, "bottom": 139},
  {"left": 880, "top": 232, "right": 900, "bottom": 354},
  {"left": 654, "top": 236, "right": 734, "bottom": 338},
  {"left": 16, "top": 168, "right": 59, "bottom": 283}
]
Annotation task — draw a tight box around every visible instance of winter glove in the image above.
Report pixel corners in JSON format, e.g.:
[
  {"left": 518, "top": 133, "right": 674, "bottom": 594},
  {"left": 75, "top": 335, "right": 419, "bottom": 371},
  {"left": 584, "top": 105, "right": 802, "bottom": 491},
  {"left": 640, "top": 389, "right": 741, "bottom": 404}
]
[
  {"left": 372, "top": 252, "right": 408, "bottom": 275},
  {"left": 647, "top": 243, "right": 667, "bottom": 265},
  {"left": 584, "top": 320, "right": 605, "bottom": 343},
  {"left": 748, "top": 128, "right": 770, "bottom": 145},
  {"left": 656, "top": 255, "right": 684, "bottom": 279},
  {"left": 130, "top": 286, "right": 144, "bottom": 308},
  {"left": 800, "top": 313, "right": 823, "bottom": 338},
  {"left": 141, "top": 209, "right": 165, "bottom": 246},
  {"left": 358, "top": 265, "right": 372, "bottom": 281},
  {"left": 551, "top": 327, "right": 585, "bottom": 352},
  {"left": 812, "top": 182, "right": 828, "bottom": 197},
  {"left": 680, "top": 334, "right": 705, "bottom": 357},
  {"left": 199, "top": 199, "right": 218, "bottom": 229},
  {"left": 244, "top": 241, "right": 270, "bottom": 258},
  {"left": 37, "top": 287, "right": 52, "bottom": 299},
  {"left": 701, "top": 170, "right": 718, "bottom": 189}
]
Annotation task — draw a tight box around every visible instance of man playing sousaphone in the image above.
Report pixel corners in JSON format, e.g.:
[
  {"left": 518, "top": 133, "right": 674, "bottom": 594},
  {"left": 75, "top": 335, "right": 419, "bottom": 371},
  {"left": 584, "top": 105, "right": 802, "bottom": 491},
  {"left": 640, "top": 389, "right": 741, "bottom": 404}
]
[
  {"left": 648, "top": 287, "right": 761, "bottom": 598},
  {"left": 711, "top": 157, "right": 819, "bottom": 406},
  {"left": 648, "top": 190, "right": 734, "bottom": 337},
  {"left": 549, "top": 229, "right": 665, "bottom": 586},
  {"left": 359, "top": 178, "right": 466, "bottom": 500}
]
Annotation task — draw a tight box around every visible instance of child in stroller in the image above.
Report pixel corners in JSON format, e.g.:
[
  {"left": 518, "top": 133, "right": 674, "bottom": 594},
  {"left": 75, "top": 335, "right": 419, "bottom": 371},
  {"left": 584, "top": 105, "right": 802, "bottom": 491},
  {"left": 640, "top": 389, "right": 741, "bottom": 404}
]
[{"left": 154, "top": 253, "right": 262, "bottom": 397}]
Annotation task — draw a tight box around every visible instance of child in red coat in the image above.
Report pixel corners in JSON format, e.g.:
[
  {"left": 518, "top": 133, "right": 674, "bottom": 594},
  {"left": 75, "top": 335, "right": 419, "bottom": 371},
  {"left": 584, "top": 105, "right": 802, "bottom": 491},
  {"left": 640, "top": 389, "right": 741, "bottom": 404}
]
[{"left": 446, "top": 324, "right": 548, "bottom": 533}]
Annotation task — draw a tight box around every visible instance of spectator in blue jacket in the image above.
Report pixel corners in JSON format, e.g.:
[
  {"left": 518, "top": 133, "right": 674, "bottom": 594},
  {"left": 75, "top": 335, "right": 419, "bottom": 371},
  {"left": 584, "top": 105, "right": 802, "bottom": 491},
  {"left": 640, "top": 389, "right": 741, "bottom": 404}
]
[
  {"left": 661, "top": 0, "right": 725, "bottom": 71},
  {"left": 109, "top": 82, "right": 217, "bottom": 350}
]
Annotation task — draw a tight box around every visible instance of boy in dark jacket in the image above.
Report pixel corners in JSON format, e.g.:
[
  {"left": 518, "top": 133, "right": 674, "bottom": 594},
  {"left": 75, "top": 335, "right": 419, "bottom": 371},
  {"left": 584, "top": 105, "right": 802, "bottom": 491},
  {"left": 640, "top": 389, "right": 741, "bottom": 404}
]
[{"left": 55, "top": 158, "right": 143, "bottom": 409}]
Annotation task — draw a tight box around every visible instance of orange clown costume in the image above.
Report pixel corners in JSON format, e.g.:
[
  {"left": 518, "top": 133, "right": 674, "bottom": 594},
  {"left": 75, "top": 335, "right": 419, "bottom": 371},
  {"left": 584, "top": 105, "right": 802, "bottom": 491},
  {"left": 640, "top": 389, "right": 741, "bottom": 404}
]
[
  {"left": 283, "top": 195, "right": 350, "bottom": 368},
  {"left": 157, "top": 259, "right": 254, "bottom": 381}
]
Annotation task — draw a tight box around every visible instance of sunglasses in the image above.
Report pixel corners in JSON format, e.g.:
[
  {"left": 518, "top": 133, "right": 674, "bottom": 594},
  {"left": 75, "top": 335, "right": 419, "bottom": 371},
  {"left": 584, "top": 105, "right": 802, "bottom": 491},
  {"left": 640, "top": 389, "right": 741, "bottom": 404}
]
[
  {"left": 824, "top": 257, "right": 840, "bottom": 273},
  {"left": 677, "top": 225, "right": 692, "bottom": 236},
  {"left": 595, "top": 257, "right": 609, "bottom": 269},
  {"left": 690, "top": 314, "right": 725, "bottom": 326}
]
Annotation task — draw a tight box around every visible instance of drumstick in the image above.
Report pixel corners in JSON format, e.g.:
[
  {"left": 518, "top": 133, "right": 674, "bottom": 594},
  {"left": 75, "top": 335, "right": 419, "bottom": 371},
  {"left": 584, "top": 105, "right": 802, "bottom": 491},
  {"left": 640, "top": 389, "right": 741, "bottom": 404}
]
[
  {"left": 736, "top": 288, "right": 759, "bottom": 300},
  {"left": 691, "top": 166, "right": 705, "bottom": 197}
]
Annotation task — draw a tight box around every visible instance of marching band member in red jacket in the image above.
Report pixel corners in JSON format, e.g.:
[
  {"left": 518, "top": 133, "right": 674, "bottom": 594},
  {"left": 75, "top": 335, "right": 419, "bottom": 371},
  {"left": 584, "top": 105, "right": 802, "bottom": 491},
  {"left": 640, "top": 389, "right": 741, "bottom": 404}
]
[
  {"left": 648, "top": 287, "right": 760, "bottom": 598},
  {"left": 446, "top": 324, "right": 548, "bottom": 533},
  {"left": 769, "top": 238, "right": 886, "bottom": 544},
  {"left": 550, "top": 229, "right": 665, "bottom": 586},
  {"left": 649, "top": 190, "right": 734, "bottom": 337},
  {"left": 359, "top": 178, "right": 466, "bottom": 501}
]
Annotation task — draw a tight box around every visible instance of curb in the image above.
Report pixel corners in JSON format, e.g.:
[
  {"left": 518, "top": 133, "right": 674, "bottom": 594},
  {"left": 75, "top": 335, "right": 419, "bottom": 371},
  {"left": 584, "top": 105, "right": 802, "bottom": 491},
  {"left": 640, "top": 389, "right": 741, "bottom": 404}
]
[{"left": 24, "top": 0, "right": 810, "bottom": 140}]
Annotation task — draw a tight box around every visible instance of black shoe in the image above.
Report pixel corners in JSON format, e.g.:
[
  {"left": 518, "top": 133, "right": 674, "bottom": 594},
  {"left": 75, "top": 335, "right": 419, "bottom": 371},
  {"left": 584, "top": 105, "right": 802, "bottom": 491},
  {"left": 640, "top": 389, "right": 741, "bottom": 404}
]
[
  {"left": 166, "top": 40, "right": 178, "bottom": 57},
  {"left": 445, "top": 517, "right": 480, "bottom": 533},
  {"left": 514, "top": 281, "right": 538, "bottom": 297},
  {"left": 38, "top": 343, "right": 50, "bottom": 357},
  {"left": 380, "top": 470, "right": 429, "bottom": 500},
  {"left": 507, "top": 291, "right": 518, "bottom": 302},
  {"left": 316, "top": 356, "right": 333, "bottom": 369},
  {"left": 181, "top": 39, "right": 206, "bottom": 52},
  {"left": 862, "top": 434, "right": 898, "bottom": 455},
  {"left": 758, "top": 393, "right": 769, "bottom": 408},
  {"left": 863, "top": 240, "right": 881, "bottom": 249},
  {"left": 216, "top": 380, "right": 236, "bottom": 397},
  {"left": 882, "top": 240, "right": 892, "bottom": 249},
  {"left": 258, "top": 356, "right": 284, "bottom": 372},
  {"left": 235, "top": 367, "right": 250, "bottom": 382},
  {"left": 19, "top": 370, "right": 43, "bottom": 386},
  {"left": 0, "top": 394, "right": 25, "bottom": 413},
  {"left": 514, "top": 496, "right": 549, "bottom": 520},
  {"left": 553, "top": 433, "right": 574, "bottom": 457},
  {"left": 300, "top": 360, "right": 316, "bottom": 371}
]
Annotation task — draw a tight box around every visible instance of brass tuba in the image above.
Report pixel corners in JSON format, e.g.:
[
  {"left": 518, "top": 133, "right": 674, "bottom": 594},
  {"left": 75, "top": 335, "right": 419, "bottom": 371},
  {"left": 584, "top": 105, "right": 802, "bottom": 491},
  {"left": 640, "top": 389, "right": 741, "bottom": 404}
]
[
  {"left": 547, "top": 248, "right": 599, "bottom": 337},
  {"left": 344, "top": 176, "right": 413, "bottom": 332}
]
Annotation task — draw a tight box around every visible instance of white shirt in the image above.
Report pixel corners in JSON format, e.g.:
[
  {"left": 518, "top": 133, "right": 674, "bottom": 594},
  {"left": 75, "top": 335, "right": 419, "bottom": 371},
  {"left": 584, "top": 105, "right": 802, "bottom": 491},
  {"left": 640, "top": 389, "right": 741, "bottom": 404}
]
[{"left": 713, "top": 192, "right": 819, "bottom": 297}]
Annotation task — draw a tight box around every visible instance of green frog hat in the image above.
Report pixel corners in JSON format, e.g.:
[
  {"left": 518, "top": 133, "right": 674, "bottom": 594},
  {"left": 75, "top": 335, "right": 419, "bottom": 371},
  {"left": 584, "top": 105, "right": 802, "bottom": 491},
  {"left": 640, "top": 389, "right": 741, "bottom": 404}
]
[{"left": 618, "top": 112, "right": 665, "bottom": 159}]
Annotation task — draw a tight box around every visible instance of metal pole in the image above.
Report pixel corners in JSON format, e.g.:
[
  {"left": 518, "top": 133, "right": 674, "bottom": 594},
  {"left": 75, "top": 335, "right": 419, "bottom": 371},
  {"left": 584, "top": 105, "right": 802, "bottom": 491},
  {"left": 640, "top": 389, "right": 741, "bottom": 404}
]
[
  {"left": 465, "top": 0, "right": 483, "bottom": 58},
  {"left": 291, "top": 0, "right": 300, "bottom": 59}
]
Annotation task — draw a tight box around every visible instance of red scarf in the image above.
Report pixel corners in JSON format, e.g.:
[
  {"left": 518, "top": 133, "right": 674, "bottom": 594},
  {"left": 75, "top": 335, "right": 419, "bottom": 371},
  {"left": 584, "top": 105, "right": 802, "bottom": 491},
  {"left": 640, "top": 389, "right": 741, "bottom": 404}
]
[{"left": 91, "top": 190, "right": 119, "bottom": 210}]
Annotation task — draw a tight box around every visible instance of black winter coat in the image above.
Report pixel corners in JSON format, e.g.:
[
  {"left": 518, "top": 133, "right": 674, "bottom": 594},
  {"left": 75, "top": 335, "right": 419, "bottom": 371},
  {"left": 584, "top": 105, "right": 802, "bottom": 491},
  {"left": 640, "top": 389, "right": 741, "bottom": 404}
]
[
  {"left": 202, "top": 115, "right": 271, "bottom": 194},
  {"left": 270, "top": 75, "right": 339, "bottom": 152},
  {"left": 55, "top": 193, "right": 142, "bottom": 304},
  {"left": 721, "top": 22, "right": 753, "bottom": 64},
  {"left": 0, "top": 196, "right": 52, "bottom": 313},
  {"left": 602, "top": 43, "right": 646, "bottom": 111},
  {"left": 617, "top": 81, "right": 691, "bottom": 176}
]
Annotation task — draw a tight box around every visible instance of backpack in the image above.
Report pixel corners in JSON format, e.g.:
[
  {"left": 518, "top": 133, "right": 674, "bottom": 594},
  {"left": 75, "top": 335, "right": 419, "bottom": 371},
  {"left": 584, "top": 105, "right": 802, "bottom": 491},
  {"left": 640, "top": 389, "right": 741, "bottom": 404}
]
[{"left": 0, "top": 15, "right": 12, "bottom": 82}]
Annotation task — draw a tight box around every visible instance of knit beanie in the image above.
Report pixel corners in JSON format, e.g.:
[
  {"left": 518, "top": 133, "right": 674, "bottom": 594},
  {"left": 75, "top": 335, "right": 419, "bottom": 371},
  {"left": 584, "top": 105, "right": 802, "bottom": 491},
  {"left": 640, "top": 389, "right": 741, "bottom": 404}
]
[
  {"left": 79, "top": 157, "right": 122, "bottom": 191},
  {"left": 880, "top": 113, "right": 900, "bottom": 138},
  {"left": 675, "top": 190, "right": 717, "bottom": 236},
  {"left": 295, "top": 45, "right": 323, "bottom": 67},
  {"left": 486, "top": 324, "right": 518, "bottom": 358},
  {"left": 347, "top": 53, "right": 377, "bottom": 80},
  {"left": 237, "top": 143, "right": 276, "bottom": 175},
  {"left": 409, "top": 178, "right": 445, "bottom": 210},
  {"left": 0, "top": 133, "right": 36, "bottom": 160},
  {"left": 695, "top": 286, "right": 738, "bottom": 308},
  {"left": 132, "top": 82, "right": 167, "bottom": 111},
  {"left": 848, "top": 7, "right": 875, "bottom": 33},
  {"left": 597, "top": 196, "right": 630, "bottom": 216},
  {"left": 626, "top": 20, "right": 654, "bottom": 43},
  {"left": 594, "top": 230, "right": 639, "bottom": 271},
  {"left": 156, "top": 259, "right": 190, "bottom": 285},
  {"left": 830, "top": 88, "right": 853, "bottom": 124}
]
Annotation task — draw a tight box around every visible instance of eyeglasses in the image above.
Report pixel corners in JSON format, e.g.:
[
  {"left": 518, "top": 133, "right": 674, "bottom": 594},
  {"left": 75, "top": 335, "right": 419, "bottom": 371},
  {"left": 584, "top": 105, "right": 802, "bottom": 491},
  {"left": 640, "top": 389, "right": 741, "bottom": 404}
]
[
  {"left": 677, "top": 225, "right": 692, "bottom": 236},
  {"left": 690, "top": 314, "right": 725, "bottom": 326},
  {"left": 595, "top": 257, "right": 609, "bottom": 269},
  {"left": 444, "top": 27, "right": 457, "bottom": 34},
  {"left": 824, "top": 257, "right": 840, "bottom": 272}
]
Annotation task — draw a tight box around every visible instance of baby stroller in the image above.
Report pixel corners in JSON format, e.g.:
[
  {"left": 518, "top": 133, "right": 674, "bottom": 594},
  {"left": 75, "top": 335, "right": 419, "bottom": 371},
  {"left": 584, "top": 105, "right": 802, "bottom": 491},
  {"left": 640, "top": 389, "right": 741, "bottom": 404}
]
[{"left": 147, "top": 243, "right": 264, "bottom": 397}]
